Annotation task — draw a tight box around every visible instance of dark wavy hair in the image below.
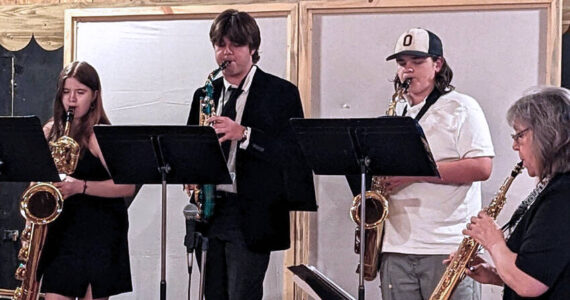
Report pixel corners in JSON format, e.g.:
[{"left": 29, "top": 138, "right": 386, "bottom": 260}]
[
  {"left": 49, "top": 61, "right": 110, "bottom": 152},
  {"left": 507, "top": 86, "right": 570, "bottom": 180},
  {"left": 393, "top": 56, "right": 454, "bottom": 93},
  {"left": 209, "top": 9, "right": 261, "bottom": 63}
]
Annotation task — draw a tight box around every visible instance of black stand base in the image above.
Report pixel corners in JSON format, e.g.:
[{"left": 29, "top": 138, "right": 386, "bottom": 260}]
[{"left": 161, "top": 280, "right": 166, "bottom": 300}]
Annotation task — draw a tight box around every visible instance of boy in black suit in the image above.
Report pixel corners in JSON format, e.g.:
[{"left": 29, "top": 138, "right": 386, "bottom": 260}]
[{"left": 186, "top": 9, "right": 316, "bottom": 300}]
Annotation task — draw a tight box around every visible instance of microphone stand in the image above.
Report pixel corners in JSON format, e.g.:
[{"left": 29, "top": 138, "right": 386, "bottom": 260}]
[
  {"left": 183, "top": 203, "right": 199, "bottom": 300},
  {"left": 197, "top": 233, "right": 208, "bottom": 300},
  {"left": 183, "top": 202, "right": 209, "bottom": 300}
]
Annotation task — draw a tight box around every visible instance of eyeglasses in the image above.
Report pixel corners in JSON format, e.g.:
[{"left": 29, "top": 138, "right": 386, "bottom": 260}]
[{"left": 511, "top": 127, "right": 531, "bottom": 143}]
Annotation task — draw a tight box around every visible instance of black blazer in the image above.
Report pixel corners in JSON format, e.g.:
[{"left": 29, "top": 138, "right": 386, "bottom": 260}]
[{"left": 187, "top": 68, "right": 316, "bottom": 252}]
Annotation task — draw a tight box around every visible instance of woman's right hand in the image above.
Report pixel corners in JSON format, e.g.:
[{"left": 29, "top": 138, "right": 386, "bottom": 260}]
[{"left": 465, "top": 255, "right": 504, "bottom": 286}]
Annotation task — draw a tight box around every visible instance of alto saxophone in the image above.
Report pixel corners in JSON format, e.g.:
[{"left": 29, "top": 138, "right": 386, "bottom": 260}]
[
  {"left": 186, "top": 61, "right": 229, "bottom": 222},
  {"left": 350, "top": 78, "right": 411, "bottom": 280},
  {"left": 0, "top": 109, "right": 80, "bottom": 300},
  {"left": 429, "top": 161, "right": 524, "bottom": 300}
]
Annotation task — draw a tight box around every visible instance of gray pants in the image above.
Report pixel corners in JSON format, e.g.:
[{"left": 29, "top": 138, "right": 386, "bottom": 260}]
[{"left": 380, "top": 253, "right": 480, "bottom": 300}]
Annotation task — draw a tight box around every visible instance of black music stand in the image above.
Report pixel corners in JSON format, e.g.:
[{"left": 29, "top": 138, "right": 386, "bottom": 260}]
[
  {"left": 93, "top": 125, "right": 232, "bottom": 300},
  {"left": 290, "top": 117, "right": 439, "bottom": 300},
  {"left": 0, "top": 116, "right": 60, "bottom": 182},
  {"left": 289, "top": 264, "right": 355, "bottom": 300}
]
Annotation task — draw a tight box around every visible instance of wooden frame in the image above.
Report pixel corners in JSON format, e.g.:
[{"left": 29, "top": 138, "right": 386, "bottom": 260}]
[
  {"left": 299, "top": 0, "right": 561, "bottom": 118},
  {"left": 64, "top": 4, "right": 298, "bottom": 82},
  {"left": 64, "top": 4, "right": 302, "bottom": 299}
]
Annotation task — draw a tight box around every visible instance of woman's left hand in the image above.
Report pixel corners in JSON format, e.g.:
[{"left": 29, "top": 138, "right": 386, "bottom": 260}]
[
  {"left": 463, "top": 210, "right": 504, "bottom": 251},
  {"left": 52, "top": 176, "right": 83, "bottom": 199}
]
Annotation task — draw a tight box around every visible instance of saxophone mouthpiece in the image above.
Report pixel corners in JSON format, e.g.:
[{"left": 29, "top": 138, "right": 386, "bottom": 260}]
[
  {"left": 512, "top": 161, "right": 524, "bottom": 177},
  {"left": 401, "top": 78, "right": 412, "bottom": 90},
  {"left": 65, "top": 108, "right": 75, "bottom": 123},
  {"left": 220, "top": 61, "right": 230, "bottom": 70}
]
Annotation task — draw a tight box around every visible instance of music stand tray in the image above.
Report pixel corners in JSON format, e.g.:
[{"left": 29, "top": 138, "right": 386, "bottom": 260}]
[
  {"left": 290, "top": 116, "right": 439, "bottom": 300},
  {"left": 290, "top": 117, "right": 438, "bottom": 177},
  {"left": 0, "top": 116, "right": 60, "bottom": 182},
  {"left": 93, "top": 125, "right": 231, "bottom": 300},
  {"left": 93, "top": 125, "right": 231, "bottom": 185}
]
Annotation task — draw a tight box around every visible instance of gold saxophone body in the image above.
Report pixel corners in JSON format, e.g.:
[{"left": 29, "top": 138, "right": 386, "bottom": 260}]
[
  {"left": 429, "top": 161, "right": 524, "bottom": 300},
  {"left": 0, "top": 109, "right": 80, "bottom": 300},
  {"left": 184, "top": 61, "right": 229, "bottom": 221},
  {"left": 350, "top": 78, "right": 410, "bottom": 281}
]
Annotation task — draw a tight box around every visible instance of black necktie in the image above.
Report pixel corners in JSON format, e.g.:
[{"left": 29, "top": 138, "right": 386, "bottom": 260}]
[
  {"left": 221, "top": 87, "right": 241, "bottom": 120},
  {"left": 221, "top": 87, "right": 243, "bottom": 160}
]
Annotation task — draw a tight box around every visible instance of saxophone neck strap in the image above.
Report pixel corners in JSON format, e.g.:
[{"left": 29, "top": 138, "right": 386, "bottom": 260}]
[{"left": 402, "top": 88, "right": 442, "bottom": 121}]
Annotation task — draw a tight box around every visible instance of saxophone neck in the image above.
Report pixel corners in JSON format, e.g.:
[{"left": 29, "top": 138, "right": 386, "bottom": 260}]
[
  {"left": 206, "top": 61, "right": 230, "bottom": 84},
  {"left": 486, "top": 161, "right": 524, "bottom": 218},
  {"left": 199, "top": 62, "right": 230, "bottom": 126},
  {"left": 387, "top": 78, "right": 411, "bottom": 116}
]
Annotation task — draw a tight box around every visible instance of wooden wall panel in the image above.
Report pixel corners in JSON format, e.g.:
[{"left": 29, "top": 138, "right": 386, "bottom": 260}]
[
  {"left": 1, "top": 0, "right": 568, "bottom": 51},
  {"left": 0, "top": 0, "right": 301, "bottom": 50},
  {"left": 1, "top": 0, "right": 569, "bottom": 50}
]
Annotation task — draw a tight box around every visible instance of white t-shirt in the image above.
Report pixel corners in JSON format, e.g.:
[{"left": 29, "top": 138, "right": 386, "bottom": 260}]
[{"left": 382, "top": 90, "right": 495, "bottom": 255}]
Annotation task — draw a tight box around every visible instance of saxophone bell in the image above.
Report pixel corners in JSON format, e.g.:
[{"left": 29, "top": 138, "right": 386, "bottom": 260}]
[{"left": 350, "top": 179, "right": 389, "bottom": 281}]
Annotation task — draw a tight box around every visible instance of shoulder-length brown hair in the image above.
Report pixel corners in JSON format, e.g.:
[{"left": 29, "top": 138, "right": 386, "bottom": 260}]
[
  {"left": 49, "top": 61, "right": 110, "bottom": 151},
  {"left": 507, "top": 86, "right": 570, "bottom": 180},
  {"left": 209, "top": 9, "right": 261, "bottom": 63}
]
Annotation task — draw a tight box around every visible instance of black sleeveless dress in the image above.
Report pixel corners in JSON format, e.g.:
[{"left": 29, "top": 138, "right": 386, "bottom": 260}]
[{"left": 38, "top": 150, "right": 132, "bottom": 298}]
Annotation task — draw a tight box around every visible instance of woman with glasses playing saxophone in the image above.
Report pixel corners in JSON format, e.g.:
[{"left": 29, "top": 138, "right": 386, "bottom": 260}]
[
  {"left": 378, "top": 28, "right": 495, "bottom": 300},
  {"left": 36, "top": 61, "right": 136, "bottom": 300},
  {"left": 461, "top": 87, "right": 570, "bottom": 299}
]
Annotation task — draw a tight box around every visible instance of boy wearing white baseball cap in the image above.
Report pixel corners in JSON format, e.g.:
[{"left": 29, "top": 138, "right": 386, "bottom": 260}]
[{"left": 379, "top": 28, "right": 495, "bottom": 300}]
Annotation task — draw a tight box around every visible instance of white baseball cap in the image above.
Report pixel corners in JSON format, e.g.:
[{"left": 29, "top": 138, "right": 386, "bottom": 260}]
[{"left": 386, "top": 28, "right": 443, "bottom": 61}]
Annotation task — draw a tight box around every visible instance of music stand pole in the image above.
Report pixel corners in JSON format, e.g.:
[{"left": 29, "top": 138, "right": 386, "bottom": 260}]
[
  {"left": 151, "top": 136, "right": 170, "bottom": 300},
  {"left": 358, "top": 158, "right": 367, "bottom": 300},
  {"left": 348, "top": 128, "right": 370, "bottom": 300},
  {"left": 349, "top": 127, "right": 368, "bottom": 300}
]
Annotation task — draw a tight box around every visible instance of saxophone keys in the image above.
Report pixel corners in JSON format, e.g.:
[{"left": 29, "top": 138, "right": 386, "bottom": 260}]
[
  {"left": 17, "top": 246, "right": 29, "bottom": 261},
  {"left": 13, "top": 287, "right": 23, "bottom": 300},
  {"left": 14, "top": 264, "right": 26, "bottom": 281},
  {"left": 354, "top": 227, "right": 361, "bottom": 254},
  {"left": 21, "top": 225, "right": 32, "bottom": 241}
]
